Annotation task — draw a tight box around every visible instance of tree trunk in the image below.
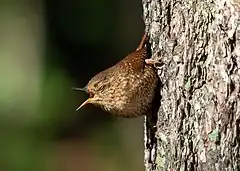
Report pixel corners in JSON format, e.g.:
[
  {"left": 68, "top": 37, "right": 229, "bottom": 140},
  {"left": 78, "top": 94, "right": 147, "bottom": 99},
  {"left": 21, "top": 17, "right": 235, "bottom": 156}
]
[{"left": 143, "top": 0, "right": 240, "bottom": 170}]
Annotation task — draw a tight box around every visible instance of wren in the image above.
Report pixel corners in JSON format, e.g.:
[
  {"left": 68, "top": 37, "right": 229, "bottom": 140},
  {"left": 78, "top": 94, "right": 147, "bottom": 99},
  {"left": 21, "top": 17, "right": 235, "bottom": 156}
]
[{"left": 73, "top": 33, "right": 159, "bottom": 118}]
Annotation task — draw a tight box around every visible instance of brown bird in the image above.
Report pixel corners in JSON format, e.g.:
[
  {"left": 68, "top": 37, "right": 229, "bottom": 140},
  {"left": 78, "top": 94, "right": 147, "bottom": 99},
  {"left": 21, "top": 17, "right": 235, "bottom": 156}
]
[{"left": 73, "top": 33, "right": 159, "bottom": 118}]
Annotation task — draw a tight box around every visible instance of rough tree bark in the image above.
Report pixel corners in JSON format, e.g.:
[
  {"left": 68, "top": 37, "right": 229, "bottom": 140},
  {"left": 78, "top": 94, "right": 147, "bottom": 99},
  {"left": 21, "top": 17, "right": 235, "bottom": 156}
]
[{"left": 143, "top": 0, "right": 240, "bottom": 170}]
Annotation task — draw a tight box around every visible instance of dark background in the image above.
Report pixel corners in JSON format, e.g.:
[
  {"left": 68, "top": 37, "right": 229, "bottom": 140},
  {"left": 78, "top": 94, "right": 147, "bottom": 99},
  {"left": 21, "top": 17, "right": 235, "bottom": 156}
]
[{"left": 0, "top": 0, "right": 145, "bottom": 171}]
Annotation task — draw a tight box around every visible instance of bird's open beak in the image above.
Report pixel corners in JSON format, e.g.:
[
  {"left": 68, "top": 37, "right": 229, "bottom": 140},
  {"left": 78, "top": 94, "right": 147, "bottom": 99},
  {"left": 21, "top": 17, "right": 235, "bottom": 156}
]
[
  {"left": 72, "top": 87, "right": 88, "bottom": 92},
  {"left": 75, "top": 89, "right": 95, "bottom": 111},
  {"left": 76, "top": 98, "right": 94, "bottom": 111}
]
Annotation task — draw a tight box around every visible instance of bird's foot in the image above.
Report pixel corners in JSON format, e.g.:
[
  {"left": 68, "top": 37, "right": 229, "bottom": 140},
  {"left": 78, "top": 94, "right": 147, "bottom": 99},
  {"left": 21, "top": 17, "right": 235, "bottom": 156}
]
[{"left": 145, "top": 58, "right": 163, "bottom": 67}]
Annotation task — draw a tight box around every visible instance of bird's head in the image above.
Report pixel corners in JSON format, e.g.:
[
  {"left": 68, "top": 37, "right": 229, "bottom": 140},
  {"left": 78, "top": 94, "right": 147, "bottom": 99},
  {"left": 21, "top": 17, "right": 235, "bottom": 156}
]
[{"left": 74, "top": 70, "right": 114, "bottom": 110}]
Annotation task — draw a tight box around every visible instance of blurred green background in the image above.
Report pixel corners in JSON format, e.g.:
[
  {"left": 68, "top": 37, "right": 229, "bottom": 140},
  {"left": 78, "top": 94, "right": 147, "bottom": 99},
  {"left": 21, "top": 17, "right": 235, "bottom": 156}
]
[{"left": 0, "top": 0, "right": 145, "bottom": 171}]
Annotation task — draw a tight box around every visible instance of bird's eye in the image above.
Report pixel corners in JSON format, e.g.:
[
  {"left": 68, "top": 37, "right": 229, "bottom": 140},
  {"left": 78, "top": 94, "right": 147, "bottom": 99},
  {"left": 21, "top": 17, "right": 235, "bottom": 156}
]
[{"left": 93, "top": 82, "right": 100, "bottom": 89}]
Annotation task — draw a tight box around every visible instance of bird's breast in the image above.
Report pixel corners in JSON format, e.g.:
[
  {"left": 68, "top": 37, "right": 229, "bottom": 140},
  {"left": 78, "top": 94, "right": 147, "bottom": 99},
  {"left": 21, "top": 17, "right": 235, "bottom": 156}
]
[{"left": 99, "top": 64, "right": 158, "bottom": 117}]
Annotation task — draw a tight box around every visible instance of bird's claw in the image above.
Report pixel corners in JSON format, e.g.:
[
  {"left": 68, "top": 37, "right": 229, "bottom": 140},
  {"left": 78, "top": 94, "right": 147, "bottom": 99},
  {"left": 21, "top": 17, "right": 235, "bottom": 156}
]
[{"left": 145, "top": 59, "right": 164, "bottom": 67}]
